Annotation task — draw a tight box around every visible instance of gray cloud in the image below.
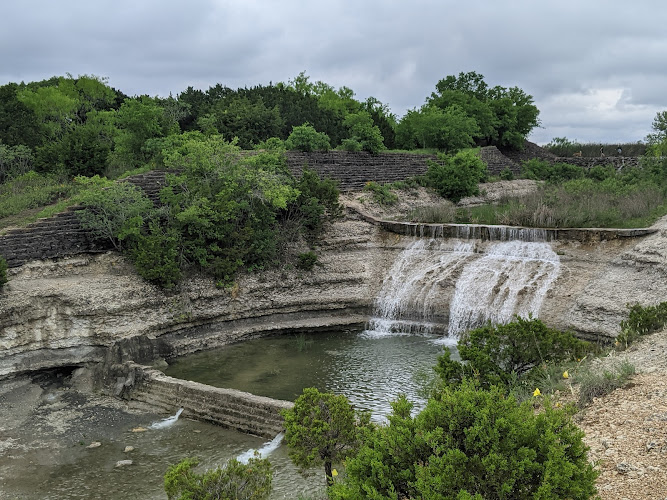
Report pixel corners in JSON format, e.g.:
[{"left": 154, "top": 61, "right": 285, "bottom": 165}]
[{"left": 2, "top": 0, "right": 665, "bottom": 144}]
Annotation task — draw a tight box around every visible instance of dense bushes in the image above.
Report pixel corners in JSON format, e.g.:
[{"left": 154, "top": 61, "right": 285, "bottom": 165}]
[
  {"left": 75, "top": 136, "right": 341, "bottom": 288},
  {"left": 285, "top": 123, "right": 331, "bottom": 152},
  {"left": 329, "top": 383, "right": 598, "bottom": 499},
  {"left": 425, "top": 149, "right": 487, "bottom": 202},
  {"left": 617, "top": 301, "right": 667, "bottom": 348},
  {"left": 164, "top": 456, "right": 272, "bottom": 500},
  {"left": 435, "top": 317, "right": 591, "bottom": 391}
]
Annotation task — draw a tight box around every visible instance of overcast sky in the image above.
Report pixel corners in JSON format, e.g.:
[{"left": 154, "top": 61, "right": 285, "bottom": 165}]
[{"left": 2, "top": 0, "right": 666, "bottom": 145}]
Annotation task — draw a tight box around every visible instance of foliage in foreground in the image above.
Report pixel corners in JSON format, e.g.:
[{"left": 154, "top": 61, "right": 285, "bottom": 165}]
[
  {"left": 281, "top": 387, "right": 370, "bottom": 487},
  {"left": 436, "top": 317, "right": 591, "bottom": 391},
  {"left": 329, "top": 382, "right": 598, "bottom": 500},
  {"left": 164, "top": 456, "right": 272, "bottom": 500}
]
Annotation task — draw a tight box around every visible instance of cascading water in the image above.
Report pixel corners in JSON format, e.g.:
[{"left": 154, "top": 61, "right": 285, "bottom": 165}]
[
  {"left": 369, "top": 228, "right": 560, "bottom": 339},
  {"left": 366, "top": 238, "right": 475, "bottom": 335},
  {"left": 447, "top": 239, "right": 560, "bottom": 336},
  {"left": 237, "top": 432, "right": 284, "bottom": 464},
  {"left": 148, "top": 407, "right": 183, "bottom": 429}
]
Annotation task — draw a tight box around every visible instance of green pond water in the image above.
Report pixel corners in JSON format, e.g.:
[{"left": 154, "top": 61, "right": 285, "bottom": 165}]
[
  {"left": 2, "top": 329, "right": 456, "bottom": 499},
  {"left": 164, "top": 328, "right": 456, "bottom": 421}
]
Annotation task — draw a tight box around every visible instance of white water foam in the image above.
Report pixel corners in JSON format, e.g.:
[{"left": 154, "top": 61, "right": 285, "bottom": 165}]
[
  {"left": 237, "top": 432, "right": 284, "bottom": 464},
  {"left": 149, "top": 408, "right": 183, "bottom": 429},
  {"left": 447, "top": 240, "right": 560, "bottom": 336},
  {"left": 366, "top": 239, "right": 475, "bottom": 336}
]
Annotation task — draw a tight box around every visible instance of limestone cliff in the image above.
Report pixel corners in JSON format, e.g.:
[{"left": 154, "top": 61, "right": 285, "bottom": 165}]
[{"left": 1, "top": 214, "right": 666, "bottom": 379}]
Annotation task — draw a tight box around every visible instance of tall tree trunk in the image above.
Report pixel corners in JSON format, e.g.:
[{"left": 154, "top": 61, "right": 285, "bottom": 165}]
[{"left": 324, "top": 460, "right": 333, "bottom": 487}]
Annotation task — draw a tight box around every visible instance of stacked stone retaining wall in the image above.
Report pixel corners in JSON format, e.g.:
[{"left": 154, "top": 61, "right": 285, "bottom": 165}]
[
  {"left": 286, "top": 151, "right": 434, "bottom": 190},
  {"left": 553, "top": 156, "right": 641, "bottom": 169},
  {"left": 0, "top": 208, "right": 110, "bottom": 268},
  {"left": 126, "top": 365, "right": 292, "bottom": 438}
]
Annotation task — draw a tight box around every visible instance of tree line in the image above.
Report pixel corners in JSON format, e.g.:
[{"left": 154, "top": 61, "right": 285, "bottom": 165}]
[{"left": 0, "top": 71, "right": 541, "bottom": 182}]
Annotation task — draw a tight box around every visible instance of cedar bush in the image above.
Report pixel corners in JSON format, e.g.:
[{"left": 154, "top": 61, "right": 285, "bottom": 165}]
[
  {"left": 164, "top": 456, "right": 272, "bottom": 500},
  {"left": 329, "top": 383, "right": 598, "bottom": 499},
  {"left": 436, "top": 317, "right": 592, "bottom": 391}
]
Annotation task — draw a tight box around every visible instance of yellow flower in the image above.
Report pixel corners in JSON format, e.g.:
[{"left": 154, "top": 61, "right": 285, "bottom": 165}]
[
  {"left": 332, "top": 469, "right": 338, "bottom": 477},
  {"left": 562, "top": 371, "right": 569, "bottom": 379},
  {"left": 533, "top": 388, "right": 541, "bottom": 397}
]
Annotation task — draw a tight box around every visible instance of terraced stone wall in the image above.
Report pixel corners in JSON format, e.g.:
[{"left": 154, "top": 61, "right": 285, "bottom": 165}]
[{"left": 125, "top": 365, "right": 292, "bottom": 438}]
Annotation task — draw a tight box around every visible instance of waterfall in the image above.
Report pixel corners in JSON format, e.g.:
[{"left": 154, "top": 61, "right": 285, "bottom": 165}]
[
  {"left": 366, "top": 238, "right": 474, "bottom": 335},
  {"left": 237, "top": 432, "right": 284, "bottom": 464},
  {"left": 369, "top": 230, "right": 560, "bottom": 338},
  {"left": 149, "top": 408, "right": 183, "bottom": 429},
  {"left": 447, "top": 240, "right": 560, "bottom": 336}
]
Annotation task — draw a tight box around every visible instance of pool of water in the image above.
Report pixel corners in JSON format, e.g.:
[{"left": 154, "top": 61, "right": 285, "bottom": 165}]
[
  {"left": 2, "top": 329, "right": 456, "bottom": 499},
  {"left": 164, "top": 328, "right": 456, "bottom": 421}
]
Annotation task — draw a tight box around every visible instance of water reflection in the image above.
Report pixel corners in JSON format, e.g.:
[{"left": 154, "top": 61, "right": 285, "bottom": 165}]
[{"left": 164, "top": 329, "right": 455, "bottom": 422}]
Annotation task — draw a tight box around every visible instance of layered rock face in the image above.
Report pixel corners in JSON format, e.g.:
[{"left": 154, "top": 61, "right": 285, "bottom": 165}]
[
  {"left": 0, "top": 218, "right": 393, "bottom": 379},
  {"left": 1, "top": 214, "right": 666, "bottom": 379}
]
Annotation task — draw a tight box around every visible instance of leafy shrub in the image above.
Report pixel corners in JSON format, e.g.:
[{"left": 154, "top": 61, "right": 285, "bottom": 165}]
[
  {"left": 164, "top": 456, "right": 272, "bottom": 500},
  {"left": 254, "top": 137, "right": 285, "bottom": 151},
  {"left": 296, "top": 251, "right": 318, "bottom": 271},
  {"left": 329, "top": 383, "right": 598, "bottom": 499},
  {"left": 499, "top": 166, "right": 514, "bottom": 180},
  {"left": 425, "top": 149, "right": 487, "bottom": 202},
  {"left": 363, "top": 181, "right": 398, "bottom": 205},
  {"left": 616, "top": 301, "right": 667, "bottom": 348},
  {"left": 343, "top": 111, "right": 385, "bottom": 155},
  {"left": 76, "top": 181, "right": 154, "bottom": 251},
  {"left": 130, "top": 220, "right": 182, "bottom": 289},
  {"left": 577, "top": 361, "right": 636, "bottom": 407},
  {"left": 0, "top": 255, "right": 8, "bottom": 289},
  {"left": 520, "top": 159, "right": 585, "bottom": 183},
  {"left": 282, "top": 388, "right": 369, "bottom": 486},
  {"left": 289, "top": 166, "right": 342, "bottom": 244},
  {"left": 285, "top": 123, "right": 331, "bottom": 152},
  {"left": 435, "top": 317, "right": 592, "bottom": 391},
  {"left": 340, "top": 138, "right": 362, "bottom": 152}
]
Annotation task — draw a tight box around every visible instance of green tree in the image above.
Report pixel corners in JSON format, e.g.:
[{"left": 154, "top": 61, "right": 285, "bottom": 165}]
[
  {"left": 426, "top": 71, "right": 540, "bottom": 149},
  {"left": 76, "top": 179, "right": 154, "bottom": 251},
  {"left": 329, "top": 383, "right": 598, "bottom": 499},
  {"left": 164, "top": 456, "right": 272, "bottom": 500},
  {"left": 0, "top": 144, "right": 33, "bottom": 183},
  {"left": 285, "top": 123, "right": 331, "bottom": 152},
  {"left": 436, "top": 317, "right": 591, "bottom": 391},
  {"left": 109, "top": 97, "right": 167, "bottom": 171},
  {"left": 160, "top": 137, "right": 299, "bottom": 282},
  {"left": 0, "top": 83, "right": 42, "bottom": 148},
  {"left": 343, "top": 111, "right": 385, "bottom": 154},
  {"left": 425, "top": 149, "right": 487, "bottom": 202},
  {"left": 281, "top": 387, "right": 369, "bottom": 486}
]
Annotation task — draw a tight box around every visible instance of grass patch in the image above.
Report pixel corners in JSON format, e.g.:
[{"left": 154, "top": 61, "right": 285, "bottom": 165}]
[
  {"left": 0, "top": 172, "right": 75, "bottom": 222},
  {"left": 406, "top": 202, "right": 457, "bottom": 223},
  {"left": 0, "top": 172, "right": 114, "bottom": 232},
  {"left": 577, "top": 361, "right": 636, "bottom": 407},
  {"left": 363, "top": 181, "right": 398, "bottom": 205},
  {"left": 453, "top": 181, "right": 666, "bottom": 228}
]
